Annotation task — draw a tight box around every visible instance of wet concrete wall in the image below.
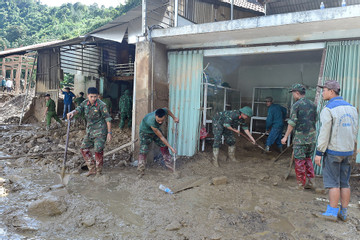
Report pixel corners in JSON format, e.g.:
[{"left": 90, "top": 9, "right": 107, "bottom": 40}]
[{"left": 133, "top": 41, "right": 168, "bottom": 159}]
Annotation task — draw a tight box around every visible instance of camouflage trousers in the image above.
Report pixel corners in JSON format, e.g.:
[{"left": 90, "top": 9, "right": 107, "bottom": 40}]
[
  {"left": 119, "top": 112, "right": 132, "bottom": 129},
  {"left": 212, "top": 121, "right": 236, "bottom": 148},
  {"left": 81, "top": 129, "right": 107, "bottom": 152},
  {"left": 295, "top": 158, "right": 315, "bottom": 186},
  {"left": 293, "top": 143, "right": 315, "bottom": 159},
  {"left": 139, "top": 131, "right": 166, "bottom": 154},
  {"left": 293, "top": 144, "right": 315, "bottom": 186},
  {"left": 46, "top": 111, "right": 61, "bottom": 127}
]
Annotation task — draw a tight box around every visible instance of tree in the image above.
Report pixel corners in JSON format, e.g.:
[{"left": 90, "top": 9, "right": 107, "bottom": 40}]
[
  {"left": 0, "top": 0, "right": 142, "bottom": 47},
  {"left": 5, "top": 25, "right": 26, "bottom": 43}
]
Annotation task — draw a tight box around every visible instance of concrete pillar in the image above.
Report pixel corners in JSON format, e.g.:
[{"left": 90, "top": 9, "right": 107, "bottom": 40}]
[
  {"left": 74, "top": 72, "right": 87, "bottom": 96},
  {"left": 133, "top": 41, "right": 152, "bottom": 158},
  {"left": 133, "top": 41, "right": 169, "bottom": 159}
]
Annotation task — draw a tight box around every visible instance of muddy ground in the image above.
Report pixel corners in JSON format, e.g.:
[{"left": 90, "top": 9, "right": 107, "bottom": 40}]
[{"left": 1, "top": 103, "right": 360, "bottom": 239}]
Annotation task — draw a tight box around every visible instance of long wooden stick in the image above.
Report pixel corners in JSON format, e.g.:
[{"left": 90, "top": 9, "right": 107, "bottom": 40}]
[
  {"left": 2, "top": 140, "right": 137, "bottom": 161},
  {"left": 255, "top": 132, "right": 267, "bottom": 142},
  {"left": 60, "top": 119, "right": 71, "bottom": 183},
  {"left": 173, "top": 123, "right": 178, "bottom": 173},
  {"left": 273, "top": 143, "right": 293, "bottom": 163},
  {"left": 58, "top": 144, "right": 77, "bottom": 154},
  {"left": 104, "top": 139, "right": 138, "bottom": 157},
  {"left": 57, "top": 139, "right": 138, "bottom": 157},
  {"left": 238, "top": 132, "right": 266, "bottom": 151},
  {"left": 0, "top": 151, "right": 63, "bottom": 160}
]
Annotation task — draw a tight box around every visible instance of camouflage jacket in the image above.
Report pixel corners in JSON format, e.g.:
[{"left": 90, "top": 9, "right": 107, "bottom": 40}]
[
  {"left": 288, "top": 97, "right": 317, "bottom": 145},
  {"left": 74, "top": 97, "right": 85, "bottom": 106},
  {"left": 213, "top": 110, "right": 248, "bottom": 130},
  {"left": 119, "top": 94, "right": 132, "bottom": 113},
  {"left": 75, "top": 99, "right": 112, "bottom": 134}
]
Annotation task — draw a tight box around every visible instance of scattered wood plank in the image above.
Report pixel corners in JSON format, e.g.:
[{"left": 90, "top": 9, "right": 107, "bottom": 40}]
[
  {"left": 0, "top": 151, "right": 63, "bottom": 160},
  {"left": 171, "top": 177, "right": 210, "bottom": 194},
  {"left": 104, "top": 139, "right": 138, "bottom": 157},
  {"left": 58, "top": 144, "right": 77, "bottom": 154},
  {"left": 58, "top": 139, "right": 138, "bottom": 157}
]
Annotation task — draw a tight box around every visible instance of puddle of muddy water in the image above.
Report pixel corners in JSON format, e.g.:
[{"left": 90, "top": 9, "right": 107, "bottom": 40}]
[{"left": 68, "top": 178, "right": 144, "bottom": 226}]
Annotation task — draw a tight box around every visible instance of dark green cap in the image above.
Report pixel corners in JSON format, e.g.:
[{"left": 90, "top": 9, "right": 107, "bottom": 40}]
[
  {"left": 240, "top": 106, "right": 253, "bottom": 117},
  {"left": 289, "top": 84, "right": 306, "bottom": 93}
]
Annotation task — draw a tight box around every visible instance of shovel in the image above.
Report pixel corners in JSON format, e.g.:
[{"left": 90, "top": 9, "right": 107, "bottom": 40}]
[
  {"left": 238, "top": 132, "right": 266, "bottom": 151},
  {"left": 173, "top": 123, "right": 179, "bottom": 176},
  {"left": 272, "top": 143, "right": 293, "bottom": 163},
  {"left": 255, "top": 132, "right": 267, "bottom": 142},
  {"left": 59, "top": 119, "right": 71, "bottom": 185}
]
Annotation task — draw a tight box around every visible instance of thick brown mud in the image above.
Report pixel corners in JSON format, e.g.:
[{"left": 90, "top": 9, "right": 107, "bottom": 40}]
[{"left": 1, "top": 122, "right": 360, "bottom": 239}]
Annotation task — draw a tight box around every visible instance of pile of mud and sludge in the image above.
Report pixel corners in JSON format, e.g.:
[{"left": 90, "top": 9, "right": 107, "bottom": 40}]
[
  {"left": 0, "top": 123, "right": 133, "bottom": 174},
  {"left": 0, "top": 92, "right": 35, "bottom": 124}
]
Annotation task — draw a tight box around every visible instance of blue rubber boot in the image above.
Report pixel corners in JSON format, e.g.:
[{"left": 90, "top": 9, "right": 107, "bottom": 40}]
[
  {"left": 317, "top": 205, "right": 339, "bottom": 222},
  {"left": 338, "top": 205, "right": 348, "bottom": 222}
]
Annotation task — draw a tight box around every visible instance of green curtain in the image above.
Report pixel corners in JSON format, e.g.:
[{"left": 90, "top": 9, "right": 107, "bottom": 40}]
[{"left": 314, "top": 41, "right": 360, "bottom": 175}]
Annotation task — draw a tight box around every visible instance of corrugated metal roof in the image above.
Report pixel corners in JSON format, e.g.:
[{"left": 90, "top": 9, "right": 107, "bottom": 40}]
[
  {"left": 261, "top": 0, "right": 360, "bottom": 14},
  {"left": 0, "top": 40, "right": 64, "bottom": 58},
  {"left": 89, "top": 0, "right": 166, "bottom": 34},
  {"left": 221, "top": 0, "right": 265, "bottom": 13},
  {"left": 0, "top": 38, "right": 85, "bottom": 58}
]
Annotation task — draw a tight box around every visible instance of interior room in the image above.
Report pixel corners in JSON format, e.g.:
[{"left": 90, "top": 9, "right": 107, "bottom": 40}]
[{"left": 201, "top": 49, "right": 323, "bottom": 147}]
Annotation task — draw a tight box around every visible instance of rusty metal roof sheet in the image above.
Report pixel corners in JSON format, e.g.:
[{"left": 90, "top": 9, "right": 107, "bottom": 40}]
[
  {"left": 0, "top": 38, "right": 86, "bottom": 58},
  {"left": 260, "top": 0, "right": 360, "bottom": 15}
]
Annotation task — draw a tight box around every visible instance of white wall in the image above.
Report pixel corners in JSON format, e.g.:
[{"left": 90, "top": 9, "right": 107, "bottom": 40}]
[
  {"left": 74, "top": 73, "right": 97, "bottom": 96},
  {"left": 203, "top": 55, "right": 321, "bottom": 104},
  {"left": 234, "top": 62, "right": 321, "bottom": 100}
]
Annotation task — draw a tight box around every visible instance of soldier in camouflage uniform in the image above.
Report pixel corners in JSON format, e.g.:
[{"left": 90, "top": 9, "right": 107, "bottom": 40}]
[
  {"left": 281, "top": 84, "right": 317, "bottom": 189},
  {"left": 68, "top": 87, "right": 112, "bottom": 176},
  {"left": 73, "top": 92, "right": 86, "bottom": 125},
  {"left": 43, "top": 94, "right": 62, "bottom": 131},
  {"left": 74, "top": 92, "right": 85, "bottom": 106},
  {"left": 99, "top": 95, "right": 113, "bottom": 114},
  {"left": 119, "top": 89, "right": 132, "bottom": 129},
  {"left": 212, "top": 106, "right": 256, "bottom": 167},
  {"left": 138, "top": 108, "right": 179, "bottom": 177}
]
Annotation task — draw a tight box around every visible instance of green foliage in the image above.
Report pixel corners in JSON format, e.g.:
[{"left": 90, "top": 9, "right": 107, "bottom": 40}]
[
  {"left": 0, "top": 0, "right": 141, "bottom": 50},
  {"left": 60, "top": 73, "right": 74, "bottom": 88}
]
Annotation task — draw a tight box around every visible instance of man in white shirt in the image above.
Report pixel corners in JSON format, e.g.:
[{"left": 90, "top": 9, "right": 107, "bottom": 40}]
[
  {"left": 314, "top": 80, "right": 358, "bottom": 222},
  {"left": 6, "top": 78, "right": 13, "bottom": 92}
]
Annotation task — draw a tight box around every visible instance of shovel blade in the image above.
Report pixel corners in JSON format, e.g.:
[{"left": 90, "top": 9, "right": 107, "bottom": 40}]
[{"left": 56, "top": 172, "right": 71, "bottom": 185}]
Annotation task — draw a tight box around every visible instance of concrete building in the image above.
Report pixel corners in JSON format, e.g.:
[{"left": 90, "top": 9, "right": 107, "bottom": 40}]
[
  {"left": 1, "top": 0, "right": 360, "bottom": 171},
  {"left": 133, "top": 0, "right": 360, "bottom": 173}
]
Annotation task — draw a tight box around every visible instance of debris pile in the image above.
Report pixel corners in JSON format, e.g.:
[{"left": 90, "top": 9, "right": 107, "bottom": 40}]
[
  {"left": 0, "top": 123, "right": 133, "bottom": 174},
  {"left": 0, "top": 91, "right": 35, "bottom": 124}
]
